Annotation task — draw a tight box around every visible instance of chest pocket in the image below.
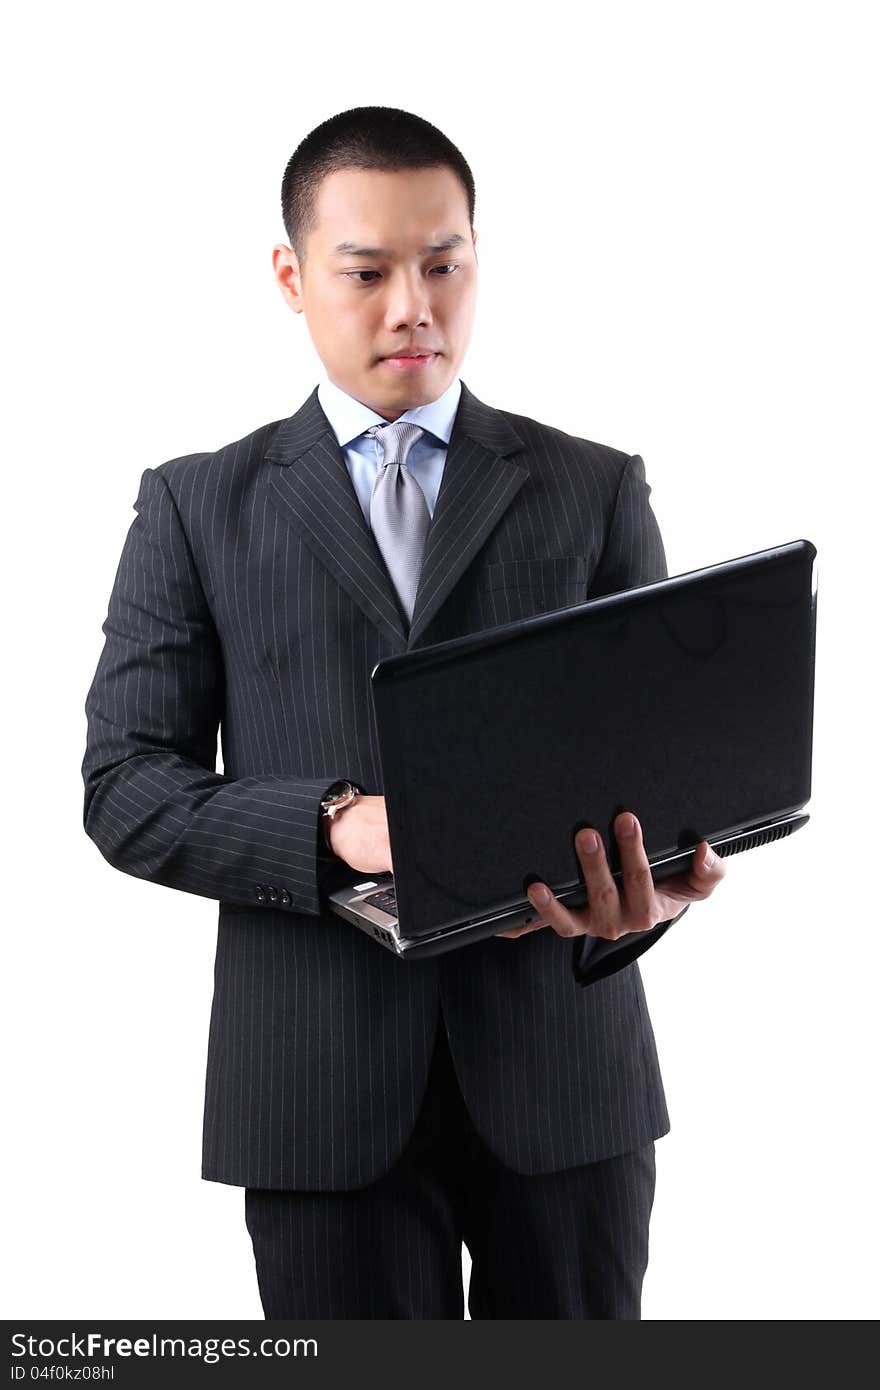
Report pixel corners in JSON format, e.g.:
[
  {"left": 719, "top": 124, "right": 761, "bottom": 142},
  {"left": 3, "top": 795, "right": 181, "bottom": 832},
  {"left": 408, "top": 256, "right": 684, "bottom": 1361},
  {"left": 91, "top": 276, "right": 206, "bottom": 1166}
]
[{"left": 472, "top": 555, "right": 587, "bottom": 627}]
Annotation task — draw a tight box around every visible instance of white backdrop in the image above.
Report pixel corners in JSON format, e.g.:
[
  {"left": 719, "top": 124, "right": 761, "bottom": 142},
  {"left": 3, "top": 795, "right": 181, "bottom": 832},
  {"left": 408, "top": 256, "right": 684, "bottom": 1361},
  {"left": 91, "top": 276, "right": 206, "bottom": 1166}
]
[{"left": 3, "top": 0, "right": 877, "bottom": 1321}]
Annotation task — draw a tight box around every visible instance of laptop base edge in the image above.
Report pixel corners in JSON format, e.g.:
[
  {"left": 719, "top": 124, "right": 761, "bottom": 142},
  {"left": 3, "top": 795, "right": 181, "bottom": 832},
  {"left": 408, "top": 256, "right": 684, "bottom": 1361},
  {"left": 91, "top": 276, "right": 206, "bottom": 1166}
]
[{"left": 331, "top": 811, "right": 810, "bottom": 963}]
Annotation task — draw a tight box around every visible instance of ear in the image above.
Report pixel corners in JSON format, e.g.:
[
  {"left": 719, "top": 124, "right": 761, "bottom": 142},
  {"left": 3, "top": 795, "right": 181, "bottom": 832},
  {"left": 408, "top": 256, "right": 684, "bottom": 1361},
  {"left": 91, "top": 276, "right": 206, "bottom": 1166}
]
[{"left": 271, "top": 244, "right": 305, "bottom": 314}]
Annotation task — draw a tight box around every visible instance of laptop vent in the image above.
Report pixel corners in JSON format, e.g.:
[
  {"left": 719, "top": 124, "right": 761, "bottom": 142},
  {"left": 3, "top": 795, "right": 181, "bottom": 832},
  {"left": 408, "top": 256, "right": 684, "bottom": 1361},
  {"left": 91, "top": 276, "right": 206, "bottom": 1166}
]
[{"left": 715, "top": 822, "right": 795, "bottom": 858}]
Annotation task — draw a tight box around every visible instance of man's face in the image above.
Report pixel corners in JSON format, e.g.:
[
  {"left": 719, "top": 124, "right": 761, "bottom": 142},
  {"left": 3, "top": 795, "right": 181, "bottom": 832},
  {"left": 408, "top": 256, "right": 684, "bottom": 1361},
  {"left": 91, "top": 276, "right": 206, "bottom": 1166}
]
[{"left": 273, "top": 166, "right": 478, "bottom": 422}]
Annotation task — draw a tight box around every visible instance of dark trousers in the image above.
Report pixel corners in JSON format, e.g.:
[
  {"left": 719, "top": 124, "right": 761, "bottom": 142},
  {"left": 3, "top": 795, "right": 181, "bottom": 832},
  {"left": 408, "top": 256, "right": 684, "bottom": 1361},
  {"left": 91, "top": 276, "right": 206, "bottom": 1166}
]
[{"left": 245, "top": 1020, "right": 656, "bottom": 1319}]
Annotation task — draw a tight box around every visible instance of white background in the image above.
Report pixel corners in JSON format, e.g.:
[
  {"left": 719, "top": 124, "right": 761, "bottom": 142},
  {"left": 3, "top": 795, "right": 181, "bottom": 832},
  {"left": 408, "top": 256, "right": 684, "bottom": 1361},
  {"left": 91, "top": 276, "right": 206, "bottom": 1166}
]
[{"left": 3, "top": 0, "right": 877, "bottom": 1321}]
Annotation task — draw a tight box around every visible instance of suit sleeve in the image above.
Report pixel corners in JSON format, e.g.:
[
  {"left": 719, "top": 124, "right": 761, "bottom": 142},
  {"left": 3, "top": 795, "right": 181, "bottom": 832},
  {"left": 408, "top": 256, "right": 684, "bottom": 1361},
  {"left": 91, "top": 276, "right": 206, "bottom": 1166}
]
[
  {"left": 82, "top": 465, "right": 334, "bottom": 916},
  {"left": 572, "top": 452, "right": 690, "bottom": 986}
]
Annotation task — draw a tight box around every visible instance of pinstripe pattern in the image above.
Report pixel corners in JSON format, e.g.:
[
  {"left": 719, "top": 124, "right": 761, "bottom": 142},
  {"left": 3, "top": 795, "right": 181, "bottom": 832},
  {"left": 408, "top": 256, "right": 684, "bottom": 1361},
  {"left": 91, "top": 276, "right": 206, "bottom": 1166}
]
[
  {"left": 245, "top": 1023, "right": 655, "bottom": 1318},
  {"left": 82, "top": 378, "right": 677, "bottom": 1190}
]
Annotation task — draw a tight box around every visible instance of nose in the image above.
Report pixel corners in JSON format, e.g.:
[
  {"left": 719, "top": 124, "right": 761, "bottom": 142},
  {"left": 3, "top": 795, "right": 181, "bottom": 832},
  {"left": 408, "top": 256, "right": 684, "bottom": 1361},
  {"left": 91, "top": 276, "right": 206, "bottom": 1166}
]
[{"left": 382, "top": 268, "right": 434, "bottom": 332}]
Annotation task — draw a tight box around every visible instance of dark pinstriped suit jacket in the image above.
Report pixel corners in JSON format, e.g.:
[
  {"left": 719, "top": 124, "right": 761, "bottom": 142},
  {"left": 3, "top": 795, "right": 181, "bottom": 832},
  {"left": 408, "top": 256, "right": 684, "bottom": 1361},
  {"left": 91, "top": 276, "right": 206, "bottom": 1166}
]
[{"left": 82, "top": 378, "right": 685, "bottom": 1191}]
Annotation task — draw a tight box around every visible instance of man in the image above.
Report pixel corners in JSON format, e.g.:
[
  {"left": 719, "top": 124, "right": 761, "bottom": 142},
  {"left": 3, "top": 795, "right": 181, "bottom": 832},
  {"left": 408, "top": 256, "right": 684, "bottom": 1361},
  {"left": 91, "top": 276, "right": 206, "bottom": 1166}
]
[{"left": 81, "top": 105, "right": 726, "bottom": 1319}]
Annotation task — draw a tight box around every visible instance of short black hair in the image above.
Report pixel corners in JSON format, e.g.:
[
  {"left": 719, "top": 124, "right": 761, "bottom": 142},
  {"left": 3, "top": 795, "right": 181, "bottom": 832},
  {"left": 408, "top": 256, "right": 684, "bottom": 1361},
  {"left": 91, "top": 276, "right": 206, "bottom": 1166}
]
[{"left": 281, "top": 106, "right": 476, "bottom": 272}]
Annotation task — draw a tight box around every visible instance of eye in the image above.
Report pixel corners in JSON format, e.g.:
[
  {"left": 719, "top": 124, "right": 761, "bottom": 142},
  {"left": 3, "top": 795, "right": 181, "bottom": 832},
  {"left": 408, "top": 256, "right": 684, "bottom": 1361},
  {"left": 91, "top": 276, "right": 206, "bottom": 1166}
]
[{"left": 343, "top": 264, "right": 461, "bottom": 284}]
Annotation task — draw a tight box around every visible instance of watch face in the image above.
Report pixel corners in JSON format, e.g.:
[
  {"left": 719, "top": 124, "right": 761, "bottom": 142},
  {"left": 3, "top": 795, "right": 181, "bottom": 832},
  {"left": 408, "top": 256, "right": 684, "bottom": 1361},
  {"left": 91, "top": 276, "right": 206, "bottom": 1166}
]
[{"left": 325, "top": 781, "right": 352, "bottom": 807}]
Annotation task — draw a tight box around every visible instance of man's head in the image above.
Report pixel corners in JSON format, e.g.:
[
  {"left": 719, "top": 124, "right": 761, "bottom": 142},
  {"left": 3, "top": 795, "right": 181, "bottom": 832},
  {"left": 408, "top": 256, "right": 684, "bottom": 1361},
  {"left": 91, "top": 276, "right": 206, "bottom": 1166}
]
[{"left": 273, "top": 107, "right": 478, "bottom": 422}]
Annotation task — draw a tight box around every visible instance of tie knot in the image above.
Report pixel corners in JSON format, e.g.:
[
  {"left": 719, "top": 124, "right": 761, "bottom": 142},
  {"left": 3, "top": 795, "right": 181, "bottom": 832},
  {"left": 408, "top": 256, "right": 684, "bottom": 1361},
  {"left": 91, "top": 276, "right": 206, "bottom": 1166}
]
[{"left": 365, "top": 420, "right": 425, "bottom": 468}]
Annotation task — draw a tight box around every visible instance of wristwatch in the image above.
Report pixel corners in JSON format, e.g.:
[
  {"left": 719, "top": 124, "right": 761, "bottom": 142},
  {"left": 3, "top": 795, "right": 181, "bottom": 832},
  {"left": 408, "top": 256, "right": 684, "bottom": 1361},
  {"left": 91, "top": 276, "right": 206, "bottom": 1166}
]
[{"left": 320, "top": 779, "right": 361, "bottom": 852}]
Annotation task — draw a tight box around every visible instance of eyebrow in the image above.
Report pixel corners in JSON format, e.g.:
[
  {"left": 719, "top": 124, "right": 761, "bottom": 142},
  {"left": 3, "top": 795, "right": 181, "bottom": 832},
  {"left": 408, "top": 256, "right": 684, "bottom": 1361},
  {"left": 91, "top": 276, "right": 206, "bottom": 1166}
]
[{"left": 331, "top": 233, "right": 468, "bottom": 258}]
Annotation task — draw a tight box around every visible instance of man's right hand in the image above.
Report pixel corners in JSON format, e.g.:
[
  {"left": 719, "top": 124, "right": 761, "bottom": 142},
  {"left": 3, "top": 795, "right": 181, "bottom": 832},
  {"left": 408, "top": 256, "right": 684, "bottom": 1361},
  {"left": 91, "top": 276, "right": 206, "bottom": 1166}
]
[
  {"left": 328, "top": 794, "right": 394, "bottom": 875},
  {"left": 326, "top": 797, "right": 555, "bottom": 930},
  {"left": 327, "top": 796, "right": 551, "bottom": 934}
]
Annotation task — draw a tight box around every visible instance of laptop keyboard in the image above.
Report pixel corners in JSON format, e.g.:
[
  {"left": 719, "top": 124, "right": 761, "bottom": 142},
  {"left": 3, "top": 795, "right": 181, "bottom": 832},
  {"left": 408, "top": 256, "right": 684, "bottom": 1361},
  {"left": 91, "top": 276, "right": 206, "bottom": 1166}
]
[{"left": 363, "top": 886, "right": 397, "bottom": 915}]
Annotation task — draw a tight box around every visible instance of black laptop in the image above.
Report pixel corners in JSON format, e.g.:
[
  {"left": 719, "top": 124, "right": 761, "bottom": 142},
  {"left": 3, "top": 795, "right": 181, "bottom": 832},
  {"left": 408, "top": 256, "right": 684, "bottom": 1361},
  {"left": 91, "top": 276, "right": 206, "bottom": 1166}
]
[{"left": 326, "top": 539, "right": 817, "bottom": 961}]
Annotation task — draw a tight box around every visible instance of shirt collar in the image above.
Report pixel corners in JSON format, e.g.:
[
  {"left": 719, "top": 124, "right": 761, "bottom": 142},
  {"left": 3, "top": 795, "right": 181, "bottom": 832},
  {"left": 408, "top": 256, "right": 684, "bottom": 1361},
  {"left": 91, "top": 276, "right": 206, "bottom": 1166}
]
[{"left": 316, "top": 370, "right": 462, "bottom": 449}]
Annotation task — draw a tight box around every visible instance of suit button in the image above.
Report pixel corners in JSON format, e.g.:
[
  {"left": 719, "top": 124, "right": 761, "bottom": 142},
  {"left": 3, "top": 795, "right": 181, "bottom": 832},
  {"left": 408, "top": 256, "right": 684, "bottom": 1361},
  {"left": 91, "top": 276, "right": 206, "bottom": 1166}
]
[
  {"left": 280, "top": 889, "right": 291, "bottom": 906},
  {"left": 255, "top": 884, "right": 266, "bottom": 903},
  {"left": 267, "top": 885, "right": 279, "bottom": 903}
]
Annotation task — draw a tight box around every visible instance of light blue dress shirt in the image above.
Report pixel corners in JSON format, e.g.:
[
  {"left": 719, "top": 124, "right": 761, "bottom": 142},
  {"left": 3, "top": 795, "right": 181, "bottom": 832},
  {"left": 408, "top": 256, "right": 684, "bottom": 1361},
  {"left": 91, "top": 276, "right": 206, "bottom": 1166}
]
[{"left": 316, "top": 372, "right": 463, "bottom": 522}]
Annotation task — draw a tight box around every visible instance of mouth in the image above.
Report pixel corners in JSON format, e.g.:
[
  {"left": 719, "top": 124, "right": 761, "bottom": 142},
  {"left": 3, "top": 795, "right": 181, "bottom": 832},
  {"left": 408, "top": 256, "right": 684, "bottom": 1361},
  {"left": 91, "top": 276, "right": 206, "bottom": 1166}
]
[{"left": 379, "top": 352, "right": 439, "bottom": 372}]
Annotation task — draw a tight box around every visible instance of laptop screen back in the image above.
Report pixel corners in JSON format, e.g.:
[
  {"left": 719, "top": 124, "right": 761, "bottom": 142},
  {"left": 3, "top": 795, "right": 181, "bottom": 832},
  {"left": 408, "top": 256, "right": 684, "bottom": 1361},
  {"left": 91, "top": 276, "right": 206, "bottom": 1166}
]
[{"left": 371, "top": 541, "right": 817, "bottom": 940}]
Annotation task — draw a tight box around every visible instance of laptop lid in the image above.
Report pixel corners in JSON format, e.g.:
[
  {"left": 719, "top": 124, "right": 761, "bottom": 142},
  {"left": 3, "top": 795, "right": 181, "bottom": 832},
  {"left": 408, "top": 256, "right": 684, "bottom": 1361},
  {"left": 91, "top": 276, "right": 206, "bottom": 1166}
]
[{"left": 370, "top": 539, "right": 817, "bottom": 945}]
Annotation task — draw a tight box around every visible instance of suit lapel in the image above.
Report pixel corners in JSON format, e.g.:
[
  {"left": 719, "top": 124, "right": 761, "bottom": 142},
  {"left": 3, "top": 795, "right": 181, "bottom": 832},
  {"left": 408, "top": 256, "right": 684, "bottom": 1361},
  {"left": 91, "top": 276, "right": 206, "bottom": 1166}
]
[
  {"left": 406, "top": 385, "right": 528, "bottom": 647},
  {"left": 264, "top": 379, "right": 529, "bottom": 651}
]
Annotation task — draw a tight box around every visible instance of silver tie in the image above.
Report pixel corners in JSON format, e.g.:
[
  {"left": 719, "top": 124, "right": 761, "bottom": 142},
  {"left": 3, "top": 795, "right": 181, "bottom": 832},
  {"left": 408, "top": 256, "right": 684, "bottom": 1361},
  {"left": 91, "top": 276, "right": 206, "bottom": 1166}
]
[{"left": 365, "top": 421, "right": 430, "bottom": 623}]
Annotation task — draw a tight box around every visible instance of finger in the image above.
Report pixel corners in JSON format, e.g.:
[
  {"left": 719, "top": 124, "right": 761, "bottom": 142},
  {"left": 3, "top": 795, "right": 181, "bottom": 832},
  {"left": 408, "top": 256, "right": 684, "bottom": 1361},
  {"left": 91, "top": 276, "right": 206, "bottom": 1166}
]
[
  {"left": 651, "top": 841, "right": 727, "bottom": 910},
  {"left": 526, "top": 880, "right": 593, "bottom": 939},
  {"left": 496, "top": 918, "right": 551, "bottom": 939},
  {"left": 662, "top": 841, "right": 726, "bottom": 895},
  {"left": 692, "top": 840, "right": 726, "bottom": 890},
  {"left": 614, "top": 812, "right": 655, "bottom": 932},
  {"left": 572, "top": 826, "right": 625, "bottom": 939}
]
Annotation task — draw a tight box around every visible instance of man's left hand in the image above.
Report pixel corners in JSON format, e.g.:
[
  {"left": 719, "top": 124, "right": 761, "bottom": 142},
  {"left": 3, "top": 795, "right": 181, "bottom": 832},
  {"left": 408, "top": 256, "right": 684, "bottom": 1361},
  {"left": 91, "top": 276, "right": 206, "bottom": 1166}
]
[{"left": 496, "top": 810, "right": 726, "bottom": 940}]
